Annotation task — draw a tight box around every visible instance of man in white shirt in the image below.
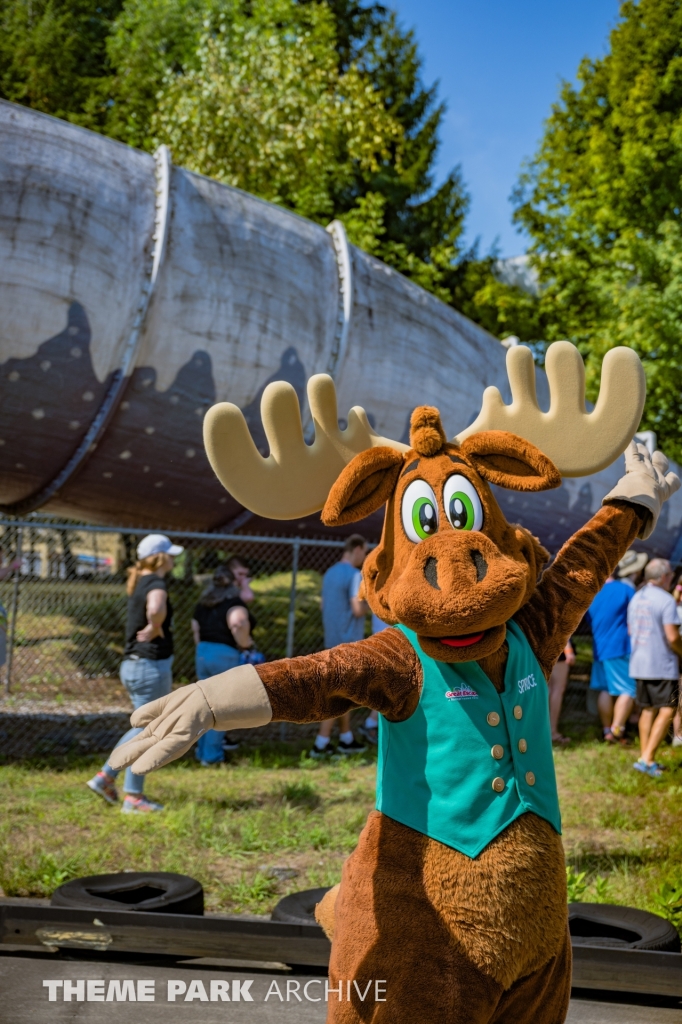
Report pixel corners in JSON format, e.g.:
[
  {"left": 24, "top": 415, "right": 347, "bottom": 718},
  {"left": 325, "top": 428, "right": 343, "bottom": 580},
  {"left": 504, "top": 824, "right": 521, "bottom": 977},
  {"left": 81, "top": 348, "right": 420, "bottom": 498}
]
[{"left": 628, "top": 558, "right": 682, "bottom": 776}]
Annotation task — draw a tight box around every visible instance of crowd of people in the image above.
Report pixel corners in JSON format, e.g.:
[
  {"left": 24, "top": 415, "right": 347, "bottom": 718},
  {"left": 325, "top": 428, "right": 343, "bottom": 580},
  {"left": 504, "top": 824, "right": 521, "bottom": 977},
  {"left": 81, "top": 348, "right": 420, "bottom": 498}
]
[
  {"left": 83, "top": 531, "right": 682, "bottom": 812},
  {"left": 585, "top": 550, "right": 682, "bottom": 778},
  {"left": 86, "top": 533, "right": 379, "bottom": 812}
]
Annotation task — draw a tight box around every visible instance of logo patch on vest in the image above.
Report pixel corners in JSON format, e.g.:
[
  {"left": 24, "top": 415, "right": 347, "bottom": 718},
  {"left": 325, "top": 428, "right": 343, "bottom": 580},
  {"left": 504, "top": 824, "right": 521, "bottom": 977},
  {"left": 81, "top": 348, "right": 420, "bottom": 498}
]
[
  {"left": 518, "top": 672, "right": 537, "bottom": 694},
  {"left": 445, "top": 687, "right": 478, "bottom": 701}
]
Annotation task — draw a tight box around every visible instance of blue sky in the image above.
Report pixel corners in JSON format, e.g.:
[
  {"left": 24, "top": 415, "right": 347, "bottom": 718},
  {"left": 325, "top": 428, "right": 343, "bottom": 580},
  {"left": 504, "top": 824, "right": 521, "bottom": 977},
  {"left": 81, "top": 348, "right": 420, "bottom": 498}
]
[{"left": 390, "top": 0, "right": 620, "bottom": 257}]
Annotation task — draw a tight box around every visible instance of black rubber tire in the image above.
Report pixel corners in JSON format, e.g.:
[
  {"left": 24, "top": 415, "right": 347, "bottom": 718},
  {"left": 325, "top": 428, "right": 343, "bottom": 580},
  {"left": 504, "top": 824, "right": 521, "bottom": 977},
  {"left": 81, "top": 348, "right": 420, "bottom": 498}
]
[
  {"left": 569, "top": 902, "right": 680, "bottom": 952},
  {"left": 51, "top": 871, "right": 204, "bottom": 916},
  {"left": 272, "top": 891, "right": 680, "bottom": 953},
  {"left": 271, "top": 887, "right": 331, "bottom": 927}
]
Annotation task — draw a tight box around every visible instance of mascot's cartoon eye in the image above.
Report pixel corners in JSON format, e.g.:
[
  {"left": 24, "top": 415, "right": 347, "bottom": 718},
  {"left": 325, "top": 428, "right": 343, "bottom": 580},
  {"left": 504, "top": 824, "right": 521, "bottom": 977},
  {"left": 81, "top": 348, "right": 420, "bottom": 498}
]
[
  {"left": 443, "top": 475, "right": 483, "bottom": 532},
  {"left": 401, "top": 479, "right": 439, "bottom": 542}
]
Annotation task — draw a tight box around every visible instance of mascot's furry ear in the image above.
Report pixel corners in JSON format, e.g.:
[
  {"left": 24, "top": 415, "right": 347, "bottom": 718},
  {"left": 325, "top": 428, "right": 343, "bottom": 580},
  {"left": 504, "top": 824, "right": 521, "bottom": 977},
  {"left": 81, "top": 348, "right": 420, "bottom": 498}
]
[
  {"left": 322, "top": 447, "right": 405, "bottom": 526},
  {"left": 459, "top": 431, "right": 561, "bottom": 492}
]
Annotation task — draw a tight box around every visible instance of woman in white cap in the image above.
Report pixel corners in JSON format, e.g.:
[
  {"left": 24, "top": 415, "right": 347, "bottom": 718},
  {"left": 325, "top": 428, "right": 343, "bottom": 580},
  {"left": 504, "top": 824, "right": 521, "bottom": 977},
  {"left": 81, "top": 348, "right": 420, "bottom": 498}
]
[{"left": 87, "top": 534, "right": 183, "bottom": 813}]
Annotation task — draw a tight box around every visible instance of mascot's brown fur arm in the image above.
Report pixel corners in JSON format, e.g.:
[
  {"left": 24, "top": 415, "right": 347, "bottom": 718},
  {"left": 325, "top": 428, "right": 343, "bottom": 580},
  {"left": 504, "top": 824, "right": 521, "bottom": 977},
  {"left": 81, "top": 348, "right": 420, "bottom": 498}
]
[
  {"left": 256, "top": 628, "right": 419, "bottom": 723},
  {"left": 514, "top": 501, "right": 646, "bottom": 679}
]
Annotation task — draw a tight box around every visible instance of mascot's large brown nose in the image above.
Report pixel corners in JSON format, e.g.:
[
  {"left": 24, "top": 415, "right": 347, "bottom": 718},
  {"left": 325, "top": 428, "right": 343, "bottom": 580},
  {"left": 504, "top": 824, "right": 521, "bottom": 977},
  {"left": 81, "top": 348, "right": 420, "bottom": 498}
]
[{"left": 423, "top": 550, "right": 488, "bottom": 589}]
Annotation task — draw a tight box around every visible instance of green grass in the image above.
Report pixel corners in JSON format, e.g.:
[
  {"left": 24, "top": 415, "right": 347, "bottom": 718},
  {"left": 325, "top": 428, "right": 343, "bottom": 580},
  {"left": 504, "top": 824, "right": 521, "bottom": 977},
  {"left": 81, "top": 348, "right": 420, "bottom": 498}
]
[
  {"left": 556, "top": 729, "right": 682, "bottom": 931},
  {"left": 0, "top": 742, "right": 373, "bottom": 915},
  {"left": 1, "top": 733, "right": 682, "bottom": 930}
]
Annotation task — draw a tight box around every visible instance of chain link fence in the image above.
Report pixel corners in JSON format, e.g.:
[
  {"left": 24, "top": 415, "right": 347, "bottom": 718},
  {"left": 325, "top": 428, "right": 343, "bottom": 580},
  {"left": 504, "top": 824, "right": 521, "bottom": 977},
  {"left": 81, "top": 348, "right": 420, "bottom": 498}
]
[
  {"left": 0, "top": 518, "right": 348, "bottom": 756},
  {"left": 0, "top": 516, "right": 596, "bottom": 757}
]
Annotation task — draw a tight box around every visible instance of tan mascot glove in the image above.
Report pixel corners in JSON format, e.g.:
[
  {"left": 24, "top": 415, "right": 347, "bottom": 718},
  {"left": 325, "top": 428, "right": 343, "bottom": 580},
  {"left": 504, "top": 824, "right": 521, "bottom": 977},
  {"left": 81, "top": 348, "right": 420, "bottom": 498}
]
[
  {"left": 602, "top": 441, "right": 680, "bottom": 540},
  {"left": 108, "top": 664, "right": 272, "bottom": 775}
]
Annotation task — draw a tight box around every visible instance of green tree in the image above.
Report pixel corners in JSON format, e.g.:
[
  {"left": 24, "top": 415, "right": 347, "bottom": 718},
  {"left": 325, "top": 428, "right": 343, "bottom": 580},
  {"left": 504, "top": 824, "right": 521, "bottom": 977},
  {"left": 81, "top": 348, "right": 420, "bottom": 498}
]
[
  {"left": 0, "top": 0, "right": 528, "bottom": 337},
  {"left": 107, "top": 0, "right": 474, "bottom": 293},
  {"left": 514, "top": 0, "right": 682, "bottom": 458},
  {"left": 104, "top": 0, "right": 208, "bottom": 148},
  {"left": 147, "top": 0, "right": 401, "bottom": 222},
  {"left": 0, "top": 0, "right": 123, "bottom": 128},
  {"left": 327, "top": 4, "right": 470, "bottom": 300}
]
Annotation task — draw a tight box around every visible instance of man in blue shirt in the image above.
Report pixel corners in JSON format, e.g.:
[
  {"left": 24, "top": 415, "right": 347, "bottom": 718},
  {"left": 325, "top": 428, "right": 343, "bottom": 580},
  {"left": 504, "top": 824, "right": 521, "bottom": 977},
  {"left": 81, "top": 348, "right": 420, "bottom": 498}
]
[
  {"left": 586, "top": 570, "right": 637, "bottom": 742},
  {"left": 310, "top": 535, "right": 369, "bottom": 756}
]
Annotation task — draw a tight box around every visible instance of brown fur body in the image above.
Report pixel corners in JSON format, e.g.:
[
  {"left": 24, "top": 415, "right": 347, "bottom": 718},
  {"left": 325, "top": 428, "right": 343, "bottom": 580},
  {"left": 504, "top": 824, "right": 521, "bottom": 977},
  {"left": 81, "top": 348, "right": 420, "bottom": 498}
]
[
  {"left": 256, "top": 416, "right": 645, "bottom": 1024},
  {"left": 326, "top": 812, "right": 570, "bottom": 1023}
]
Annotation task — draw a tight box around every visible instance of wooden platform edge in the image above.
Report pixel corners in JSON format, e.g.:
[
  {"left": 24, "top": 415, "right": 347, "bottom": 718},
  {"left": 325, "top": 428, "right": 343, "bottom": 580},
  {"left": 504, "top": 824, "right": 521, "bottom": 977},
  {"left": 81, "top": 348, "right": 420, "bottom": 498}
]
[
  {"left": 2, "top": 901, "right": 681, "bottom": 996},
  {"left": 0, "top": 901, "right": 330, "bottom": 967},
  {"left": 571, "top": 944, "right": 682, "bottom": 997}
]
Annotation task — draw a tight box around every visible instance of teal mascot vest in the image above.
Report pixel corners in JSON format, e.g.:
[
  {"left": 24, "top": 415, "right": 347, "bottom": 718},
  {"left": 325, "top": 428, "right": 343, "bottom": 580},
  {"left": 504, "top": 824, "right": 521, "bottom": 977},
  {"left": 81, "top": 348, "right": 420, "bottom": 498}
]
[{"left": 376, "top": 620, "right": 561, "bottom": 858}]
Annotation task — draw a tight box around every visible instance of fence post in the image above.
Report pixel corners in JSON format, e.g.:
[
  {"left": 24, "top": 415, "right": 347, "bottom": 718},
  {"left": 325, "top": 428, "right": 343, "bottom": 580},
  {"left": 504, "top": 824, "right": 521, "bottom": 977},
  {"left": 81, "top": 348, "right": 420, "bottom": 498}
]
[
  {"left": 282, "top": 539, "right": 301, "bottom": 742},
  {"left": 286, "top": 539, "right": 300, "bottom": 660},
  {"left": 5, "top": 525, "right": 23, "bottom": 694}
]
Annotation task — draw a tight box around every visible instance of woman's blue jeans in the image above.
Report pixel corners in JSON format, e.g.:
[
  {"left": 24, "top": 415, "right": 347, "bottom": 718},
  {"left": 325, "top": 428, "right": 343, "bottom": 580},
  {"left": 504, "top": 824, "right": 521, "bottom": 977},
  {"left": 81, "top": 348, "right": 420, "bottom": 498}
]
[
  {"left": 103, "top": 656, "right": 174, "bottom": 794},
  {"left": 195, "top": 641, "right": 240, "bottom": 764}
]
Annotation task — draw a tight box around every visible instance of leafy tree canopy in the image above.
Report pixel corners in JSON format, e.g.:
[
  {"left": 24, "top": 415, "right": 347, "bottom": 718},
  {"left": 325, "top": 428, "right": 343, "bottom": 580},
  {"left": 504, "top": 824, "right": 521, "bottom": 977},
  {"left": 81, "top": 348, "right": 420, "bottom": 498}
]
[
  {"left": 0, "top": 0, "right": 527, "bottom": 336},
  {"left": 514, "top": 0, "right": 682, "bottom": 459},
  {"left": 146, "top": 1, "right": 402, "bottom": 223},
  {"left": 106, "top": 0, "right": 483, "bottom": 297},
  {"left": 0, "top": 0, "right": 123, "bottom": 126}
]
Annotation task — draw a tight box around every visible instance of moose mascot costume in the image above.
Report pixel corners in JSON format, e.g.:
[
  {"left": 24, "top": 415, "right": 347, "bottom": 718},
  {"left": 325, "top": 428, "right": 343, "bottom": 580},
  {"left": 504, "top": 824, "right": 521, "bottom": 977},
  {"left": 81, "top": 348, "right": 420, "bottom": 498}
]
[{"left": 111, "top": 342, "right": 679, "bottom": 1023}]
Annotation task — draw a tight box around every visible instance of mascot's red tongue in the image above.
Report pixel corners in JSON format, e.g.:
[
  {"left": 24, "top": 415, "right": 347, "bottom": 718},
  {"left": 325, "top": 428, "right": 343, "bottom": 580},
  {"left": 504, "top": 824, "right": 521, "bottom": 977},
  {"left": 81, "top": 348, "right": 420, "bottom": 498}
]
[{"left": 439, "top": 632, "right": 485, "bottom": 648}]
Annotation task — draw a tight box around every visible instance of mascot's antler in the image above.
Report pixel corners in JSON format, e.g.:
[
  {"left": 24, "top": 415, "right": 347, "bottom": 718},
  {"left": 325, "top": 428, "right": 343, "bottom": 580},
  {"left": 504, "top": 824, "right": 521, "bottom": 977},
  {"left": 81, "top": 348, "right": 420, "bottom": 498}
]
[
  {"left": 204, "top": 342, "right": 646, "bottom": 517},
  {"left": 455, "top": 341, "right": 646, "bottom": 477},
  {"left": 204, "top": 373, "right": 409, "bottom": 519}
]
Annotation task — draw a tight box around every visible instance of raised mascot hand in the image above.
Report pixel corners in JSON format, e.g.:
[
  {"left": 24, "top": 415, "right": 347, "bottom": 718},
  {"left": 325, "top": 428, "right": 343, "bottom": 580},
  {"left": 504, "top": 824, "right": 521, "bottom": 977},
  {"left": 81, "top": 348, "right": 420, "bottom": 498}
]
[
  {"left": 603, "top": 441, "right": 680, "bottom": 540},
  {"left": 108, "top": 665, "right": 272, "bottom": 775}
]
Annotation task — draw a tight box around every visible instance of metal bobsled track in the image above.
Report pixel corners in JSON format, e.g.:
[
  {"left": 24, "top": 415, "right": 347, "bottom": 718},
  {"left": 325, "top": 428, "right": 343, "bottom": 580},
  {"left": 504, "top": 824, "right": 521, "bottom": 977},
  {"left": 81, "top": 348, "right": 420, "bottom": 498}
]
[{"left": 1, "top": 99, "right": 681, "bottom": 556}]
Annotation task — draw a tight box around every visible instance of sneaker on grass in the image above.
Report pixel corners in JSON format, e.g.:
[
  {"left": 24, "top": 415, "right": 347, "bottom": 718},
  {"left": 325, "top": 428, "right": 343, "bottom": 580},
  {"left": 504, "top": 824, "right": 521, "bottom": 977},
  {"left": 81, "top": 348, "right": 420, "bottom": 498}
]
[
  {"left": 633, "top": 759, "right": 665, "bottom": 778},
  {"left": 609, "top": 725, "right": 630, "bottom": 746},
  {"left": 121, "top": 795, "right": 164, "bottom": 813},
  {"left": 307, "top": 744, "right": 335, "bottom": 760},
  {"left": 338, "top": 737, "right": 367, "bottom": 755},
  {"left": 86, "top": 771, "right": 118, "bottom": 805}
]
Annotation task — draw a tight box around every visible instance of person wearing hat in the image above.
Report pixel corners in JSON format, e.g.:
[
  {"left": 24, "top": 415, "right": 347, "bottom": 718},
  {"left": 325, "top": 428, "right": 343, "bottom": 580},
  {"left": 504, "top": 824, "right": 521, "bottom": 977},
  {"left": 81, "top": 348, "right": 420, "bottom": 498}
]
[
  {"left": 617, "top": 548, "right": 649, "bottom": 589},
  {"left": 87, "top": 534, "right": 183, "bottom": 812},
  {"left": 586, "top": 567, "right": 638, "bottom": 744}
]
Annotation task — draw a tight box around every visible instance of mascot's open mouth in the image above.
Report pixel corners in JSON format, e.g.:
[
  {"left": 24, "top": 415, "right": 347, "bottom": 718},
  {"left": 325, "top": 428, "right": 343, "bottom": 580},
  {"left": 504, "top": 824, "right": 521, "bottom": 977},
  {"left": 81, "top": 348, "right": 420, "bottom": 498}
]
[{"left": 439, "top": 631, "right": 486, "bottom": 648}]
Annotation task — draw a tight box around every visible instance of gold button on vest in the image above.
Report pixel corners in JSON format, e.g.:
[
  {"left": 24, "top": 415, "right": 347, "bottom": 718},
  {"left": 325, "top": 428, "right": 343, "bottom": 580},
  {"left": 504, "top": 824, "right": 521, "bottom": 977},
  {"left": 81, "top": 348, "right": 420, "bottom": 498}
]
[
  {"left": 525, "top": 771, "right": 536, "bottom": 786},
  {"left": 492, "top": 777, "right": 505, "bottom": 793},
  {"left": 487, "top": 711, "right": 500, "bottom": 727},
  {"left": 491, "top": 744, "right": 504, "bottom": 760},
  {"left": 518, "top": 739, "right": 528, "bottom": 753},
  {"left": 513, "top": 705, "right": 523, "bottom": 720}
]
